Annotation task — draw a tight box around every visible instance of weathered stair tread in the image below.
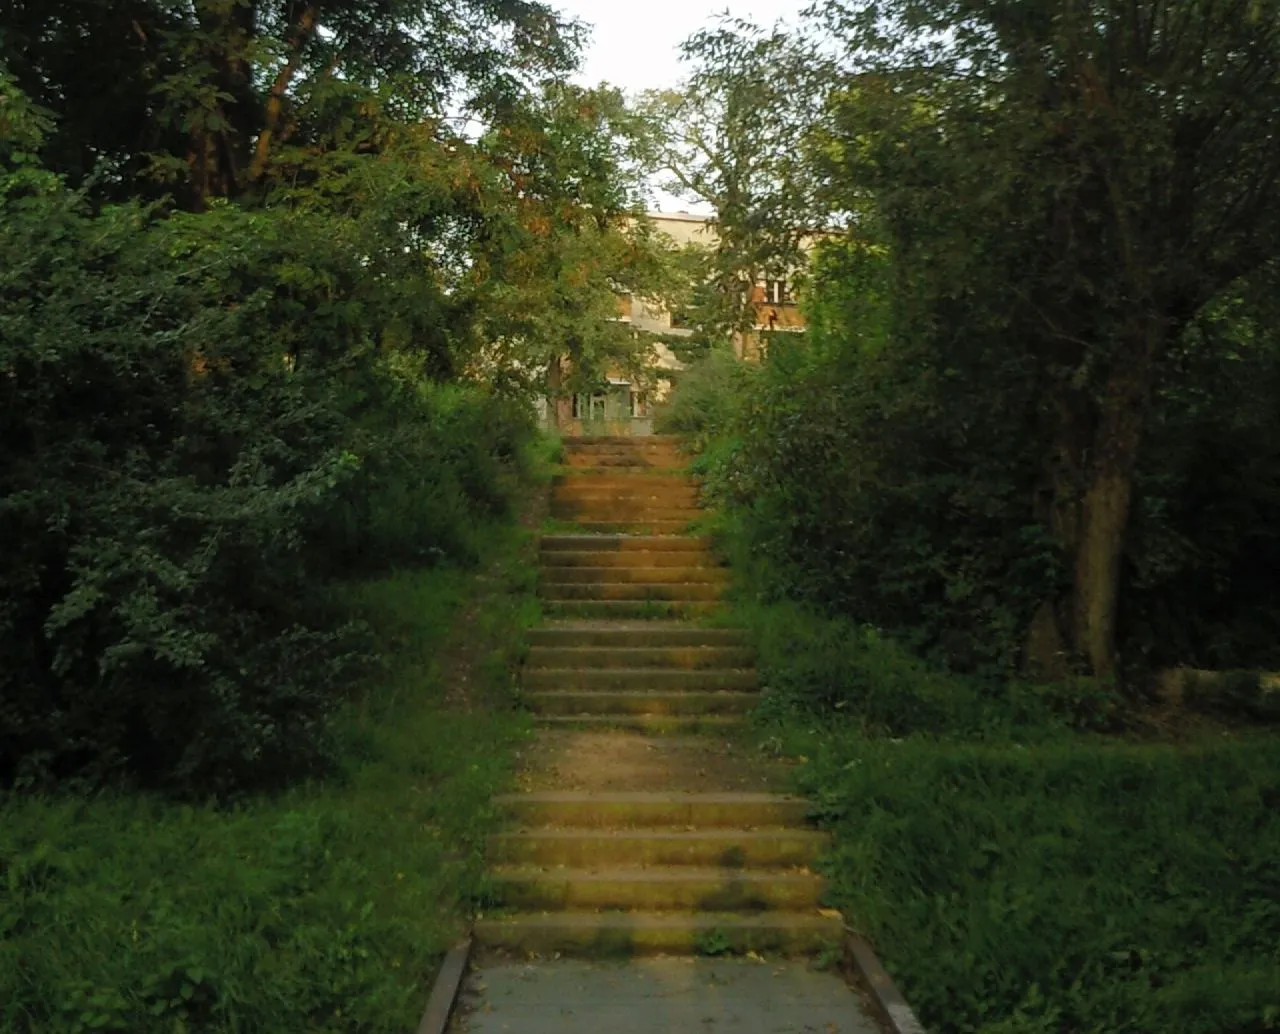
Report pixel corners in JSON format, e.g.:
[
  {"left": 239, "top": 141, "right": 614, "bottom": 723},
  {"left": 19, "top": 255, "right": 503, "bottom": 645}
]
[
  {"left": 534, "top": 715, "right": 747, "bottom": 733},
  {"left": 489, "top": 828, "right": 829, "bottom": 867},
  {"left": 491, "top": 866, "right": 824, "bottom": 911},
  {"left": 542, "top": 601, "right": 723, "bottom": 618},
  {"left": 524, "top": 668, "right": 757, "bottom": 689},
  {"left": 529, "top": 624, "right": 749, "bottom": 647},
  {"left": 540, "top": 552, "right": 720, "bottom": 570},
  {"left": 526, "top": 645, "right": 754, "bottom": 668},
  {"left": 541, "top": 534, "right": 712, "bottom": 550},
  {"left": 539, "top": 582, "right": 724, "bottom": 601},
  {"left": 494, "top": 791, "right": 812, "bottom": 829},
  {"left": 525, "top": 690, "right": 760, "bottom": 716},
  {"left": 473, "top": 911, "right": 844, "bottom": 956},
  {"left": 538, "top": 566, "right": 728, "bottom": 585}
]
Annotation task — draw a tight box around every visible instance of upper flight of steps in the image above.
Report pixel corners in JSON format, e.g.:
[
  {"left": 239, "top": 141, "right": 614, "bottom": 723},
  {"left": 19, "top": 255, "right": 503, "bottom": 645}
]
[{"left": 541, "top": 435, "right": 723, "bottom": 619}]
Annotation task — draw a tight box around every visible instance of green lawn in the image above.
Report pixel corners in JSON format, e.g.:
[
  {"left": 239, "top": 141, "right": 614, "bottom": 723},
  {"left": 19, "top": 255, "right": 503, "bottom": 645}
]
[
  {"left": 731, "top": 599, "right": 1280, "bottom": 1034},
  {"left": 0, "top": 522, "right": 539, "bottom": 1034}
]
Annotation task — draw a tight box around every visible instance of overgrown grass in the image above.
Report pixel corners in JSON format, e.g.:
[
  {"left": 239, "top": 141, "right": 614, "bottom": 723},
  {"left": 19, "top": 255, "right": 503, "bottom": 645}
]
[
  {"left": 0, "top": 521, "right": 539, "bottom": 1034},
  {"left": 791, "top": 728, "right": 1280, "bottom": 1034},
  {"left": 714, "top": 543, "right": 1280, "bottom": 1033}
]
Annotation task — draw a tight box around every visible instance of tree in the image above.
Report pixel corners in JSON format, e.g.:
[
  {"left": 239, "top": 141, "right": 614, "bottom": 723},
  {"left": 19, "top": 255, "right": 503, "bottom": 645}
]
[
  {"left": 0, "top": 0, "right": 581, "bottom": 208},
  {"left": 471, "top": 83, "right": 677, "bottom": 425},
  {"left": 641, "top": 18, "right": 829, "bottom": 337},
  {"left": 818, "top": 0, "right": 1280, "bottom": 676}
]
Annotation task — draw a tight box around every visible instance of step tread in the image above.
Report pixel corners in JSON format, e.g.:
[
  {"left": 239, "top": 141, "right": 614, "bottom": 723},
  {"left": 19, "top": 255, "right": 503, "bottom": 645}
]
[
  {"left": 473, "top": 911, "right": 844, "bottom": 948},
  {"left": 492, "top": 829, "right": 827, "bottom": 840},
  {"left": 492, "top": 865, "right": 820, "bottom": 880},
  {"left": 495, "top": 791, "right": 806, "bottom": 804}
]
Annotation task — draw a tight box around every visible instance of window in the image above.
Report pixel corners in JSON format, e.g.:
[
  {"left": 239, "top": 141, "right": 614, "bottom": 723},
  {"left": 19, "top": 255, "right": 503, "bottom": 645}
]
[
  {"left": 572, "top": 393, "right": 606, "bottom": 421},
  {"left": 763, "top": 279, "right": 793, "bottom": 305},
  {"left": 630, "top": 391, "right": 648, "bottom": 418}
]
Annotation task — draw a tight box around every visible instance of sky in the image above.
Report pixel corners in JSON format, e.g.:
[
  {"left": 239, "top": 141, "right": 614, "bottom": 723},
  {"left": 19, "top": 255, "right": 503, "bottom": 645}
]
[{"left": 551, "top": 0, "right": 805, "bottom": 213}]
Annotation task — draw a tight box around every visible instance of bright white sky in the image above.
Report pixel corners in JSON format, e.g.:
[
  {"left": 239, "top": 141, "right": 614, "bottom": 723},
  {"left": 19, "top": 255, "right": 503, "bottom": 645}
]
[{"left": 552, "top": 0, "right": 805, "bottom": 213}]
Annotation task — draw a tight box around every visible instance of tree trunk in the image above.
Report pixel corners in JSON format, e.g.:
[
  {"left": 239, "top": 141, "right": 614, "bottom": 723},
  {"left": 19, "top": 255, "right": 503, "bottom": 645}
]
[
  {"left": 1027, "top": 321, "right": 1160, "bottom": 678},
  {"left": 1069, "top": 325, "right": 1158, "bottom": 676},
  {"left": 546, "top": 355, "right": 564, "bottom": 430}
]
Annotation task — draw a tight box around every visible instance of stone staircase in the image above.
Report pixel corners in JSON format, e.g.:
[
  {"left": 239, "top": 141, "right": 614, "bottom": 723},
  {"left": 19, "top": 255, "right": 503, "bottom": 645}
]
[{"left": 474, "top": 436, "right": 842, "bottom": 956}]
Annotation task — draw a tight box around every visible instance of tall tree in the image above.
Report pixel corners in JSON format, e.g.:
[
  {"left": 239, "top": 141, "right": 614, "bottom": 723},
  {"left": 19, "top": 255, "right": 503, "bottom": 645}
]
[
  {"left": 641, "top": 18, "right": 828, "bottom": 336},
  {"left": 0, "top": 0, "right": 581, "bottom": 208},
  {"left": 471, "top": 83, "right": 675, "bottom": 421},
  {"left": 819, "top": 0, "right": 1280, "bottom": 676}
]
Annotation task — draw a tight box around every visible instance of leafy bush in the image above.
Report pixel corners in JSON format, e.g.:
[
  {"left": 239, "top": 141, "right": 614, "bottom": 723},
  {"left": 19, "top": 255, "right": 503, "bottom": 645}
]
[
  {"left": 0, "top": 141, "right": 529, "bottom": 796},
  {"left": 0, "top": 522, "right": 538, "bottom": 1034}
]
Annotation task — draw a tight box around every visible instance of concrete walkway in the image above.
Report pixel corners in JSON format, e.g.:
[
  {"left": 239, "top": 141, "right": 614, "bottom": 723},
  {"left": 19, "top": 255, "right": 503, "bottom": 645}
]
[{"left": 454, "top": 958, "right": 878, "bottom": 1034}]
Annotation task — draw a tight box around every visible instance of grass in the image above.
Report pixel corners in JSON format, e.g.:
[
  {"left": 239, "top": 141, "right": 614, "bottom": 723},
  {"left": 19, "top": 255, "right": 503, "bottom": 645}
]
[
  {"left": 718, "top": 591, "right": 1280, "bottom": 1034},
  {"left": 0, "top": 521, "right": 541, "bottom": 1034}
]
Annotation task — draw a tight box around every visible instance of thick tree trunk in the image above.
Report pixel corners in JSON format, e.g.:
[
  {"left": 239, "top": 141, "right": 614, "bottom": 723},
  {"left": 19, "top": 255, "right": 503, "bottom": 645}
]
[
  {"left": 1070, "top": 329, "right": 1156, "bottom": 676},
  {"left": 1027, "top": 321, "right": 1160, "bottom": 678}
]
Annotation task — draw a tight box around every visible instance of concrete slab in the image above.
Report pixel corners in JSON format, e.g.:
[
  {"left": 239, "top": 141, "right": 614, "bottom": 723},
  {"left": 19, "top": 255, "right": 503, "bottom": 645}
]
[{"left": 452, "top": 957, "right": 880, "bottom": 1034}]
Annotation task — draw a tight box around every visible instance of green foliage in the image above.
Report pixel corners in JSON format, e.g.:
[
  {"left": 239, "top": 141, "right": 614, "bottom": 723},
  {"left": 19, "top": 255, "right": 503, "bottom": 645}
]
[
  {"left": 652, "top": 346, "right": 753, "bottom": 440},
  {"left": 0, "top": 520, "right": 538, "bottom": 1033},
  {"left": 1, "top": 0, "right": 580, "bottom": 207},
  {"left": 0, "top": 128, "right": 534, "bottom": 794},
  {"left": 686, "top": 318, "right": 1054, "bottom": 674},
  {"left": 792, "top": 730, "right": 1280, "bottom": 1034},
  {"left": 1124, "top": 277, "right": 1280, "bottom": 671}
]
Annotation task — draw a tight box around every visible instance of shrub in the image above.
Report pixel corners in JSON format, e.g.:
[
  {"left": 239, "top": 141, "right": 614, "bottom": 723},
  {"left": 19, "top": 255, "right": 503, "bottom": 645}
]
[{"left": 0, "top": 152, "right": 526, "bottom": 795}]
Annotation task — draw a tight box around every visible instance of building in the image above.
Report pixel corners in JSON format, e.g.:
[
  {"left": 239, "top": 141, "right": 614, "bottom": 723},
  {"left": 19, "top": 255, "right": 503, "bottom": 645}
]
[{"left": 542, "top": 211, "right": 811, "bottom": 435}]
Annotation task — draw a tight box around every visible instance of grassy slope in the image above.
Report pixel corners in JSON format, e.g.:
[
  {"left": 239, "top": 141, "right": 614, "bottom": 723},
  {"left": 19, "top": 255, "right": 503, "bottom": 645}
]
[
  {"left": 723, "top": 595, "right": 1280, "bottom": 1034},
  {"left": 0, "top": 522, "right": 540, "bottom": 1034}
]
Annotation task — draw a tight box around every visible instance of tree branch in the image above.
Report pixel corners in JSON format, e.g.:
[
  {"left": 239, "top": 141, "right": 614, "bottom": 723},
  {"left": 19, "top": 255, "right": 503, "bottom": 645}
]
[{"left": 249, "top": 5, "right": 318, "bottom": 181}]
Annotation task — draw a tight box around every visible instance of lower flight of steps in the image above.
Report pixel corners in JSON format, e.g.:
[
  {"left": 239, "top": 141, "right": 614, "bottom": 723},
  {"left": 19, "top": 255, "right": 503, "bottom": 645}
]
[{"left": 474, "top": 790, "right": 843, "bottom": 956}]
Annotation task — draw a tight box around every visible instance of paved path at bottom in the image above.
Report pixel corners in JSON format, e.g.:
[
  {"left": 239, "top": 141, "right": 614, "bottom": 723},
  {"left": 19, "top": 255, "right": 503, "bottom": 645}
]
[{"left": 452, "top": 957, "right": 878, "bottom": 1034}]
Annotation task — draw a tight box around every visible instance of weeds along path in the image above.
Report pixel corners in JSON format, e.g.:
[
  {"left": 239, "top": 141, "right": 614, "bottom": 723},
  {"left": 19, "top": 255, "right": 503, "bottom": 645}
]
[{"left": 473, "top": 436, "right": 844, "bottom": 956}]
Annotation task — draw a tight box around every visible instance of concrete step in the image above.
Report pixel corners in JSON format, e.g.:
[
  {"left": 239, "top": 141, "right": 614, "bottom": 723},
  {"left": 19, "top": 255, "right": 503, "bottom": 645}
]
[
  {"left": 492, "top": 792, "right": 812, "bottom": 829},
  {"left": 490, "top": 866, "right": 824, "bottom": 913},
  {"left": 562, "top": 446, "right": 685, "bottom": 460},
  {"left": 542, "top": 600, "right": 723, "bottom": 619},
  {"left": 563, "top": 436, "right": 683, "bottom": 447},
  {"left": 562, "top": 456, "right": 688, "bottom": 471},
  {"left": 566, "top": 520, "right": 698, "bottom": 534},
  {"left": 523, "top": 668, "right": 757, "bottom": 692},
  {"left": 556, "top": 466, "right": 696, "bottom": 477},
  {"left": 525, "top": 690, "right": 760, "bottom": 717},
  {"left": 540, "top": 567, "right": 728, "bottom": 586},
  {"left": 540, "top": 551, "right": 719, "bottom": 569},
  {"left": 529, "top": 625, "right": 749, "bottom": 648},
  {"left": 539, "top": 582, "right": 724, "bottom": 602},
  {"left": 553, "top": 475, "right": 697, "bottom": 490},
  {"left": 550, "top": 504, "right": 704, "bottom": 522},
  {"left": 488, "top": 829, "right": 830, "bottom": 869},
  {"left": 472, "top": 911, "right": 843, "bottom": 957},
  {"left": 541, "top": 535, "right": 712, "bottom": 552},
  {"left": 526, "top": 645, "right": 754, "bottom": 669},
  {"left": 534, "top": 714, "right": 746, "bottom": 733}
]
